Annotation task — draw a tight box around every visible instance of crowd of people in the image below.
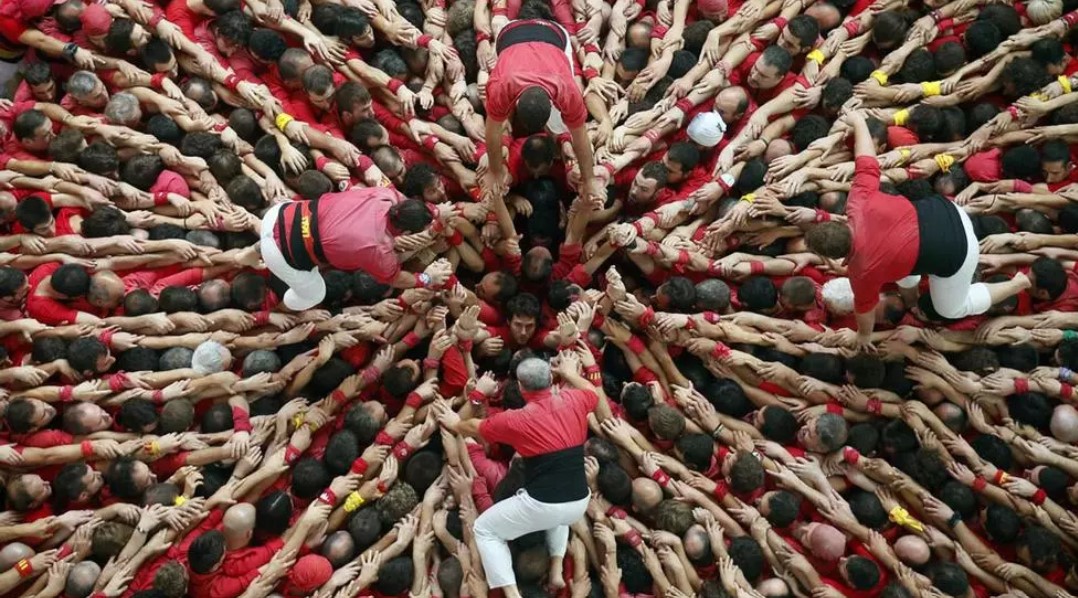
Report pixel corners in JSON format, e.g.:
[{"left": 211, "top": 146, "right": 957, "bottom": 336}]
[{"left": 3, "top": 0, "right": 1078, "bottom": 594}]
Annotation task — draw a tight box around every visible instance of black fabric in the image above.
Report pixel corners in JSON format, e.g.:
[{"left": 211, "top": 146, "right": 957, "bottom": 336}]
[
  {"left": 522, "top": 444, "right": 588, "bottom": 503},
  {"left": 496, "top": 20, "right": 567, "bottom": 54},
  {"left": 911, "top": 195, "right": 967, "bottom": 278},
  {"left": 277, "top": 201, "right": 326, "bottom": 270}
]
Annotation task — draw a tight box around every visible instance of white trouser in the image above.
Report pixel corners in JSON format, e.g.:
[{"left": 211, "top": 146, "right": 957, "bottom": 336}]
[
  {"left": 259, "top": 203, "right": 326, "bottom": 310},
  {"left": 474, "top": 489, "right": 589, "bottom": 589},
  {"left": 896, "top": 206, "right": 991, "bottom": 319}
]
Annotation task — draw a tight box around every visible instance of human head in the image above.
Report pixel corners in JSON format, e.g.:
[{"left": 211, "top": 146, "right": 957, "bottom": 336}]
[
  {"left": 65, "top": 561, "right": 102, "bottom": 598},
  {"left": 749, "top": 46, "right": 793, "bottom": 89}
]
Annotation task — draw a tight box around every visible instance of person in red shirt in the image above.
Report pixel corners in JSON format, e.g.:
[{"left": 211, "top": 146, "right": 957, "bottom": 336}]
[
  {"left": 484, "top": 19, "right": 600, "bottom": 204},
  {"left": 804, "top": 110, "right": 1029, "bottom": 349},
  {"left": 435, "top": 358, "right": 611, "bottom": 598},
  {"left": 260, "top": 188, "right": 451, "bottom": 310}
]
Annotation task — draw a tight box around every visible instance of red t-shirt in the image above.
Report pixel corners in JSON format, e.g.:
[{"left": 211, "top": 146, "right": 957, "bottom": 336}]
[
  {"left": 478, "top": 387, "right": 598, "bottom": 456},
  {"left": 964, "top": 148, "right": 1003, "bottom": 182},
  {"left": 847, "top": 156, "right": 919, "bottom": 313},
  {"left": 486, "top": 21, "right": 586, "bottom": 129}
]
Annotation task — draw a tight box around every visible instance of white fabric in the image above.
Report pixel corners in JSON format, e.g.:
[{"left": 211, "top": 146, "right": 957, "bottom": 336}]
[
  {"left": 900, "top": 207, "right": 991, "bottom": 319},
  {"left": 259, "top": 202, "right": 326, "bottom": 311},
  {"left": 474, "top": 489, "right": 589, "bottom": 588},
  {"left": 687, "top": 111, "right": 727, "bottom": 147}
]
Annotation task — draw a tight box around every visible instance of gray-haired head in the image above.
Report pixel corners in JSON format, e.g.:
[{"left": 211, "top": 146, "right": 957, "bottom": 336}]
[
  {"left": 65, "top": 561, "right": 102, "bottom": 598},
  {"left": 516, "top": 358, "right": 552, "bottom": 391},
  {"left": 242, "top": 349, "right": 281, "bottom": 377},
  {"left": 66, "top": 71, "right": 100, "bottom": 98},
  {"left": 0, "top": 543, "right": 33, "bottom": 572},
  {"left": 695, "top": 279, "right": 731, "bottom": 312},
  {"left": 192, "top": 340, "right": 231, "bottom": 375},
  {"left": 104, "top": 92, "right": 141, "bottom": 126},
  {"left": 159, "top": 347, "right": 194, "bottom": 370}
]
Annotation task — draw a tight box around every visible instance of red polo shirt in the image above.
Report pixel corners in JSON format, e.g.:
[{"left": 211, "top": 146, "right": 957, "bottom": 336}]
[{"left": 847, "top": 156, "right": 919, "bottom": 313}]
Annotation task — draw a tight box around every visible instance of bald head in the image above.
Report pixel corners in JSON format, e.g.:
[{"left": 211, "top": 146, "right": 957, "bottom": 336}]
[
  {"left": 1051, "top": 404, "right": 1078, "bottom": 443},
  {"left": 0, "top": 543, "right": 33, "bottom": 571},
  {"left": 632, "top": 477, "right": 663, "bottom": 513},
  {"left": 894, "top": 535, "right": 931, "bottom": 566},
  {"left": 321, "top": 531, "right": 356, "bottom": 568},
  {"left": 198, "top": 279, "right": 231, "bottom": 312},
  {"left": 683, "top": 524, "right": 710, "bottom": 561},
  {"left": 757, "top": 579, "right": 791, "bottom": 598},
  {"left": 223, "top": 503, "right": 256, "bottom": 548},
  {"left": 715, "top": 86, "right": 749, "bottom": 124},
  {"left": 65, "top": 561, "right": 102, "bottom": 598},
  {"left": 806, "top": 3, "right": 841, "bottom": 29}
]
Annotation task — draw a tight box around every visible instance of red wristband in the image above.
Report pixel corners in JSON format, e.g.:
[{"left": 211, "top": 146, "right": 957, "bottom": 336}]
[
  {"left": 150, "top": 72, "right": 166, "bottom": 90},
  {"left": 644, "top": 241, "right": 660, "bottom": 256},
  {"left": 351, "top": 457, "right": 369, "bottom": 475},
  {"left": 1061, "top": 383, "right": 1074, "bottom": 400},
  {"left": 606, "top": 506, "right": 627, "bottom": 519},
  {"left": 643, "top": 212, "right": 661, "bottom": 227},
  {"left": 867, "top": 398, "right": 882, "bottom": 415},
  {"left": 826, "top": 403, "right": 843, "bottom": 414},
  {"left": 711, "top": 342, "right": 732, "bottom": 360},
  {"left": 98, "top": 328, "right": 115, "bottom": 347},
  {"left": 1013, "top": 180, "right": 1032, "bottom": 193},
  {"left": 748, "top": 261, "right": 765, "bottom": 275},
  {"left": 713, "top": 480, "right": 729, "bottom": 500},
  {"left": 447, "top": 230, "right": 464, "bottom": 246},
  {"left": 421, "top": 135, "right": 439, "bottom": 151},
  {"left": 81, "top": 440, "right": 94, "bottom": 459},
  {"left": 375, "top": 431, "right": 395, "bottom": 446},
  {"left": 392, "top": 441, "right": 414, "bottom": 461},
  {"left": 231, "top": 407, "right": 253, "bottom": 432},
  {"left": 814, "top": 208, "right": 831, "bottom": 223},
  {"left": 772, "top": 16, "right": 788, "bottom": 30},
  {"left": 402, "top": 332, "right": 421, "bottom": 349},
  {"left": 405, "top": 392, "right": 423, "bottom": 409},
  {"left": 491, "top": 6, "right": 508, "bottom": 15},
  {"left": 650, "top": 469, "right": 671, "bottom": 487},
  {"left": 59, "top": 385, "right": 74, "bottom": 402},
  {"left": 582, "top": 67, "right": 599, "bottom": 80},
  {"left": 152, "top": 389, "right": 164, "bottom": 404},
  {"left": 1065, "top": 10, "right": 1078, "bottom": 26},
  {"left": 330, "top": 389, "right": 348, "bottom": 406},
  {"left": 108, "top": 372, "right": 128, "bottom": 393},
  {"left": 476, "top": 30, "right": 491, "bottom": 43},
  {"left": 360, "top": 367, "right": 380, "bottom": 386},
  {"left": 638, "top": 307, "right": 655, "bottom": 328},
  {"left": 387, "top": 79, "right": 404, "bottom": 93},
  {"left": 973, "top": 476, "right": 987, "bottom": 492},
  {"left": 1014, "top": 378, "right": 1030, "bottom": 394},
  {"left": 254, "top": 311, "right": 270, "bottom": 327},
  {"left": 623, "top": 529, "right": 643, "bottom": 548},
  {"left": 582, "top": 43, "right": 600, "bottom": 54},
  {"left": 843, "top": 446, "right": 861, "bottom": 464},
  {"left": 1007, "top": 105, "right": 1020, "bottom": 119},
  {"left": 14, "top": 559, "right": 32, "bottom": 578},
  {"left": 285, "top": 444, "right": 302, "bottom": 465},
  {"left": 423, "top": 357, "right": 440, "bottom": 370},
  {"left": 626, "top": 336, "right": 647, "bottom": 355},
  {"left": 459, "top": 339, "right": 474, "bottom": 353},
  {"left": 993, "top": 470, "right": 1008, "bottom": 484},
  {"left": 416, "top": 34, "right": 433, "bottom": 48},
  {"left": 1031, "top": 488, "right": 1047, "bottom": 505},
  {"left": 224, "top": 74, "right": 240, "bottom": 91},
  {"left": 468, "top": 389, "right": 487, "bottom": 406},
  {"left": 318, "top": 488, "right": 338, "bottom": 505},
  {"left": 314, "top": 156, "right": 330, "bottom": 171},
  {"left": 843, "top": 20, "right": 860, "bottom": 36}
]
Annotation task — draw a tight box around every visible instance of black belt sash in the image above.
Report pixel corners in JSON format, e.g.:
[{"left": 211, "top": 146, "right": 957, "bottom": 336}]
[
  {"left": 276, "top": 201, "right": 328, "bottom": 271},
  {"left": 522, "top": 444, "right": 588, "bottom": 503},
  {"left": 496, "top": 19, "right": 567, "bottom": 54},
  {"left": 910, "top": 195, "right": 967, "bottom": 278}
]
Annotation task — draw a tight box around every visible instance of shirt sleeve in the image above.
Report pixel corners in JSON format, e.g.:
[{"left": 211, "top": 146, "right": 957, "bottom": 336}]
[
  {"left": 367, "top": 244, "right": 402, "bottom": 284},
  {"left": 551, "top": 243, "right": 583, "bottom": 280},
  {"left": 221, "top": 538, "right": 283, "bottom": 576},
  {"left": 26, "top": 295, "right": 81, "bottom": 326},
  {"left": 209, "top": 569, "right": 264, "bottom": 598},
  {"left": 478, "top": 411, "right": 517, "bottom": 446},
  {"left": 849, "top": 155, "right": 881, "bottom": 210},
  {"left": 20, "top": 430, "right": 74, "bottom": 448},
  {"left": 850, "top": 271, "right": 883, "bottom": 314},
  {"left": 149, "top": 268, "right": 206, "bottom": 296}
]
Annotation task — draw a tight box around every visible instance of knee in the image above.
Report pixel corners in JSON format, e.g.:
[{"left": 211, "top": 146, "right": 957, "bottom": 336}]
[
  {"left": 932, "top": 296, "right": 966, "bottom": 320},
  {"left": 474, "top": 516, "right": 497, "bottom": 540}
]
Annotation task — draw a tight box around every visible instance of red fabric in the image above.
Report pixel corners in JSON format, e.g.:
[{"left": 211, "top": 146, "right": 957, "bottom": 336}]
[
  {"left": 847, "top": 156, "right": 919, "bottom": 313},
  {"left": 487, "top": 22, "right": 586, "bottom": 129},
  {"left": 886, "top": 126, "right": 919, "bottom": 149},
  {"left": 164, "top": 0, "right": 203, "bottom": 39},
  {"left": 479, "top": 388, "right": 598, "bottom": 456},
  {"left": 964, "top": 149, "right": 1003, "bottom": 182}
]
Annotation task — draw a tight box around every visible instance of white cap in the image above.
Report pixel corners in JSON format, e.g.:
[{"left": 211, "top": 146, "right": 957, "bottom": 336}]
[
  {"left": 821, "top": 277, "right": 854, "bottom": 315},
  {"left": 687, "top": 111, "right": 727, "bottom": 148}
]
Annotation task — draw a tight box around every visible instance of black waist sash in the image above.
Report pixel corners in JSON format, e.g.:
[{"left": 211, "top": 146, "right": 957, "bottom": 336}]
[
  {"left": 496, "top": 19, "right": 567, "bottom": 54},
  {"left": 522, "top": 445, "right": 588, "bottom": 503},
  {"left": 911, "top": 195, "right": 967, "bottom": 278},
  {"left": 276, "top": 200, "right": 328, "bottom": 271}
]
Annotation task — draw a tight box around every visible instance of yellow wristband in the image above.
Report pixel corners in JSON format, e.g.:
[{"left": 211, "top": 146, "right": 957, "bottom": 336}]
[
  {"left": 806, "top": 49, "right": 825, "bottom": 65},
  {"left": 869, "top": 70, "right": 888, "bottom": 86},
  {"left": 174, "top": 495, "right": 187, "bottom": 507},
  {"left": 343, "top": 491, "right": 366, "bottom": 512},
  {"left": 740, "top": 193, "right": 755, "bottom": 203},
  {"left": 934, "top": 154, "right": 955, "bottom": 173},
  {"left": 1031, "top": 92, "right": 1049, "bottom": 101},
  {"left": 888, "top": 506, "right": 924, "bottom": 532},
  {"left": 893, "top": 108, "right": 909, "bottom": 126},
  {"left": 921, "top": 81, "right": 942, "bottom": 97},
  {"left": 274, "top": 113, "right": 295, "bottom": 132},
  {"left": 144, "top": 441, "right": 160, "bottom": 457},
  {"left": 1060, "top": 76, "right": 1073, "bottom": 94},
  {"left": 897, "top": 148, "right": 911, "bottom": 166},
  {"left": 292, "top": 412, "right": 306, "bottom": 429}
]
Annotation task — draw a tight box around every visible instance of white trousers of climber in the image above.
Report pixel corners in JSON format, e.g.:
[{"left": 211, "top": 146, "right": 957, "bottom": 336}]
[
  {"left": 473, "top": 489, "right": 589, "bottom": 589},
  {"left": 896, "top": 205, "right": 992, "bottom": 319}
]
